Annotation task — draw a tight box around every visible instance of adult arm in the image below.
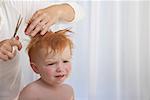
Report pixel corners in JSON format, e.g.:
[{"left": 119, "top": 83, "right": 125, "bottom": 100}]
[{"left": 24, "top": 2, "right": 83, "bottom": 36}]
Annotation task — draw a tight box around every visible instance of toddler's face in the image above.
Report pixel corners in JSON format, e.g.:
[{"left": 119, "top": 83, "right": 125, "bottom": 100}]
[{"left": 37, "top": 46, "right": 72, "bottom": 86}]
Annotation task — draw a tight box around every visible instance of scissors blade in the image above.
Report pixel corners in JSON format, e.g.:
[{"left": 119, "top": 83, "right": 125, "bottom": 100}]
[{"left": 13, "top": 15, "right": 23, "bottom": 37}]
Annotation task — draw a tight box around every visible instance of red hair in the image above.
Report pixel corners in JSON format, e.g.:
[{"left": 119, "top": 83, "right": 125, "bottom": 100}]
[{"left": 27, "top": 29, "right": 73, "bottom": 64}]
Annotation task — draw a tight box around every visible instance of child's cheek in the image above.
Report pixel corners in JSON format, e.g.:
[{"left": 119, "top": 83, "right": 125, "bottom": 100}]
[
  {"left": 66, "top": 64, "right": 72, "bottom": 73},
  {"left": 43, "top": 67, "right": 53, "bottom": 76}
]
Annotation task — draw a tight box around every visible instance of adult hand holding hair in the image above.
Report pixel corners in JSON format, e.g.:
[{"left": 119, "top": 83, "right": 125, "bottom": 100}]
[{"left": 25, "top": 3, "right": 75, "bottom": 37}]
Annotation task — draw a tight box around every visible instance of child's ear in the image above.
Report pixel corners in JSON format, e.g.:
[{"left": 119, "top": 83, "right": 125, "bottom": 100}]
[{"left": 30, "top": 62, "right": 39, "bottom": 74}]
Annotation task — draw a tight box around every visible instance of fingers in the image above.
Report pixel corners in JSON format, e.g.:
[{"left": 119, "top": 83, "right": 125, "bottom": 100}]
[
  {"left": 40, "top": 17, "right": 57, "bottom": 35},
  {"left": 40, "top": 22, "right": 52, "bottom": 35},
  {"left": 0, "top": 52, "right": 9, "bottom": 61},
  {"left": 0, "top": 47, "right": 14, "bottom": 59},
  {"left": 25, "top": 6, "right": 61, "bottom": 37},
  {"left": 31, "top": 10, "right": 42, "bottom": 21},
  {"left": 25, "top": 14, "right": 46, "bottom": 35},
  {"left": 29, "top": 19, "right": 48, "bottom": 37},
  {"left": 0, "top": 38, "right": 21, "bottom": 61},
  {"left": 9, "top": 38, "right": 22, "bottom": 51},
  {"left": 28, "top": 17, "right": 56, "bottom": 36}
]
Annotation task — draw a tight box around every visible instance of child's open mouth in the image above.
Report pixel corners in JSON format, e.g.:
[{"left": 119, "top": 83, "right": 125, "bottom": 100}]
[{"left": 55, "top": 75, "right": 65, "bottom": 80}]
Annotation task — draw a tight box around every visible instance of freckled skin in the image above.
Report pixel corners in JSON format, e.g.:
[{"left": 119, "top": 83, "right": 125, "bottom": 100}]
[
  {"left": 18, "top": 46, "right": 74, "bottom": 100},
  {"left": 39, "top": 62, "right": 71, "bottom": 85},
  {"left": 37, "top": 46, "right": 72, "bottom": 86}
]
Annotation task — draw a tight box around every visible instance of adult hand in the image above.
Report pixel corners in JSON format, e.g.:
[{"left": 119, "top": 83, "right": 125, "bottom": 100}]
[
  {"left": 0, "top": 36, "right": 22, "bottom": 61},
  {"left": 25, "top": 3, "right": 75, "bottom": 37}
]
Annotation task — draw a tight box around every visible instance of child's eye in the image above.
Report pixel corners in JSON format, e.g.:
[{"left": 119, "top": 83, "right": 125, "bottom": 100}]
[
  {"left": 48, "top": 63, "right": 56, "bottom": 66},
  {"left": 63, "top": 60, "right": 69, "bottom": 63}
]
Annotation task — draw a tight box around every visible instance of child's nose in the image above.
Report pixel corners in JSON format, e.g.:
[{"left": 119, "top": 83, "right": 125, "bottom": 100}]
[{"left": 56, "top": 62, "right": 64, "bottom": 72}]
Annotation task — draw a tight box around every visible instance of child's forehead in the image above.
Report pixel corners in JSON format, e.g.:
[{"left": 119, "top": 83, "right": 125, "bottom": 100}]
[{"left": 45, "top": 46, "right": 71, "bottom": 59}]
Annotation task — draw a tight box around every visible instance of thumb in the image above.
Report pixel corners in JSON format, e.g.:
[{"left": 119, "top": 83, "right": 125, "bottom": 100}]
[{"left": 10, "top": 38, "right": 22, "bottom": 51}]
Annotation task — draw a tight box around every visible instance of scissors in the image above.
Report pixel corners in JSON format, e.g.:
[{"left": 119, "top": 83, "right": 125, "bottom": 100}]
[
  {"left": 12, "top": 15, "right": 23, "bottom": 53},
  {"left": 13, "top": 15, "right": 23, "bottom": 38}
]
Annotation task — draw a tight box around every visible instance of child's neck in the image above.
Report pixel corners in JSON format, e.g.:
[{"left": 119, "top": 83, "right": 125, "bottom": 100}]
[{"left": 38, "top": 78, "right": 63, "bottom": 89}]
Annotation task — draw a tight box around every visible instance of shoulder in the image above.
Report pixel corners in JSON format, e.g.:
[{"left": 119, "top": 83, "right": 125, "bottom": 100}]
[
  {"left": 62, "top": 84, "right": 74, "bottom": 90},
  {"left": 62, "top": 84, "right": 75, "bottom": 100},
  {"left": 62, "top": 84, "right": 74, "bottom": 95},
  {"left": 18, "top": 82, "right": 40, "bottom": 100}
]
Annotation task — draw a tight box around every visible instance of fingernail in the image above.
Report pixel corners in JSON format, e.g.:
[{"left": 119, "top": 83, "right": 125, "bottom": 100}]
[
  {"left": 19, "top": 47, "right": 21, "bottom": 51},
  {"left": 15, "top": 36, "right": 19, "bottom": 40},
  {"left": 25, "top": 31, "right": 29, "bottom": 35},
  {"left": 19, "top": 45, "right": 22, "bottom": 51}
]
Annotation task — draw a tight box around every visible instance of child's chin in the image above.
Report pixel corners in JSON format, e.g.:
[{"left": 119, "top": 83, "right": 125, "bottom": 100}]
[
  {"left": 51, "top": 82, "right": 64, "bottom": 87},
  {"left": 56, "top": 79, "right": 65, "bottom": 84}
]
